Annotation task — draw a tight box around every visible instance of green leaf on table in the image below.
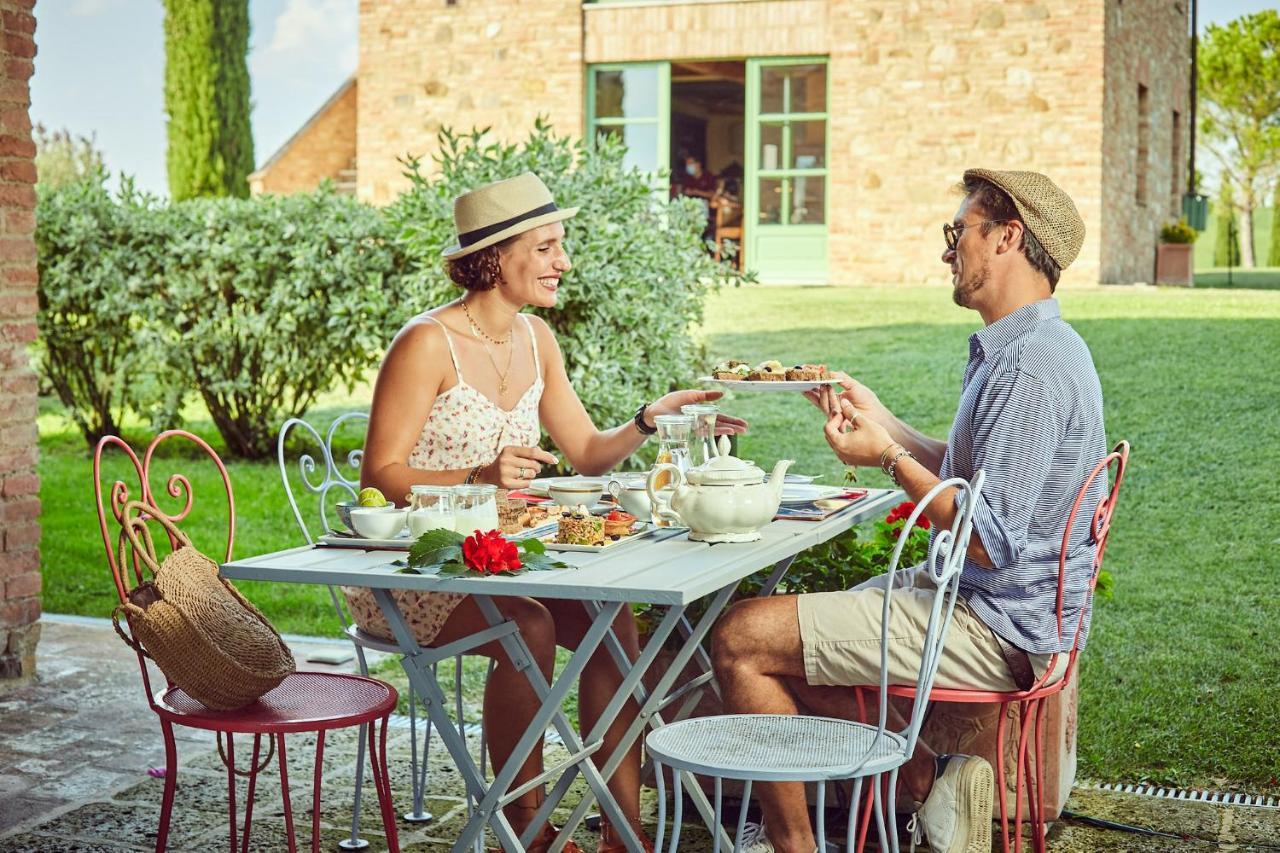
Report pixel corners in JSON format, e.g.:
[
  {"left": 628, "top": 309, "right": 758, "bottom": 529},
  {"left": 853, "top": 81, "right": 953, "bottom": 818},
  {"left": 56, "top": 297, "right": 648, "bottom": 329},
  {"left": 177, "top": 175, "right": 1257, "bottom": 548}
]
[
  {"left": 435, "top": 561, "right": 470, "bottom": 576},
  {"left": 408, "top": 542, "right": 462, "bottom": 570},
  {"left": 521, "top": 553, "right": 571, "bottom": 572},
  {"left": 518, "top": 537, "right": 547, "bottom": 556}
]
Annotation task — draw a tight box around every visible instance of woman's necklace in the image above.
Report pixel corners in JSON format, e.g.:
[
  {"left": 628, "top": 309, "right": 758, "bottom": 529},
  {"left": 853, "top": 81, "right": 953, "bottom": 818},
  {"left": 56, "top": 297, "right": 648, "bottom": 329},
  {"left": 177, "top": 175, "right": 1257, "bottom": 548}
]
[
  {"left": 460, "top": 300, "right": 512, "bottom": 345},
  {"left": 460, "top": 301, "right": 515, "bottom": 396}
]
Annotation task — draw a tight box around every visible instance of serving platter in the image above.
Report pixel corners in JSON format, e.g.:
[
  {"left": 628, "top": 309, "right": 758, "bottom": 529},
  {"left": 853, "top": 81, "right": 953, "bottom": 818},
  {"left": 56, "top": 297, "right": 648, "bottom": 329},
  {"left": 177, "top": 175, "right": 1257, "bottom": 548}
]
[
  {"left": 699, "top": 376, "right": 843, "bottom": 393},
  {"left": 539, "top": 522, "right": 657, "bottom": 553}
]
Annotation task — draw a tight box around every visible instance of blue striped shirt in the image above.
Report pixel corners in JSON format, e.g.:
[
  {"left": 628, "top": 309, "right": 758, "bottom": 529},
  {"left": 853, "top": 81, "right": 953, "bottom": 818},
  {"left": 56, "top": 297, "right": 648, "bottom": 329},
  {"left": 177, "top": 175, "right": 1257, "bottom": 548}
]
[{"left": 938, "top": 298, "right": 1107, "bottom": 655}]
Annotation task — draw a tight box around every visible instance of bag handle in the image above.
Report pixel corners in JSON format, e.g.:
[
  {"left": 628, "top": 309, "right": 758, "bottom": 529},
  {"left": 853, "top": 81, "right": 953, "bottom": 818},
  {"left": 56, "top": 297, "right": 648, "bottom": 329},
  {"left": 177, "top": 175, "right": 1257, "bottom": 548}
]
[
  {"left": 118, "top": 500, "right": 195, "bottom": 577},
  {"left": 111, "top": 602, "right": 153, "bottom": 659}
]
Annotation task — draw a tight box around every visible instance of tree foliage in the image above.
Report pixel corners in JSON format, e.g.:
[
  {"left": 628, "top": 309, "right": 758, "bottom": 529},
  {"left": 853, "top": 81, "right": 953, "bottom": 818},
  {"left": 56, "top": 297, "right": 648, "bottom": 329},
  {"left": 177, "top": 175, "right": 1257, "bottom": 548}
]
[
  {"left": 1198, "top": 10, "right": 1280, "bottom": 267},
  {"left": 33, "top": 124, "right": 105, "bottom": 189},
  {"left": 163, "top": 0, "right": 255, "bottom": 200},
  {"left": 384, "top": 120, "right": 752, "bottom": 470}
]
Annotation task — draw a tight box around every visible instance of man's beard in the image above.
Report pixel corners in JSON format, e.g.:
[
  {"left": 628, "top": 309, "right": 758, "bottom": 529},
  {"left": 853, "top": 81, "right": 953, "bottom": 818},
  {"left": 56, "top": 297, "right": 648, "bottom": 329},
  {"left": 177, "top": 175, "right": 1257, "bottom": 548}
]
[{"left": 952, "top": 258, "right": 989, "bottom": 308}]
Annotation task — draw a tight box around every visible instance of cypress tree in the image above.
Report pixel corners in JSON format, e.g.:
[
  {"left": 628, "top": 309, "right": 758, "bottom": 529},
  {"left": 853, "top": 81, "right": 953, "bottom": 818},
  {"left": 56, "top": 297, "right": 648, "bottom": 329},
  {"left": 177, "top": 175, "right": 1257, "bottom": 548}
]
[
  {"left": 1214, "top": 181, "right": 1241, "bottom": 267},
  {"left": 164, "top": 0, "right": 254, "bottom": 200}
]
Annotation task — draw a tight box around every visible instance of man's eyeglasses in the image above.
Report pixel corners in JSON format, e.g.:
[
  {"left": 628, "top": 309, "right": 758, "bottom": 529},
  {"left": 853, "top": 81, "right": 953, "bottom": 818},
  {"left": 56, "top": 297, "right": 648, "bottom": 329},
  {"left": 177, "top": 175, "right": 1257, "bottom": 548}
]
[{"left": 943, "top": 220, "right": 1007, "bottom": 251}]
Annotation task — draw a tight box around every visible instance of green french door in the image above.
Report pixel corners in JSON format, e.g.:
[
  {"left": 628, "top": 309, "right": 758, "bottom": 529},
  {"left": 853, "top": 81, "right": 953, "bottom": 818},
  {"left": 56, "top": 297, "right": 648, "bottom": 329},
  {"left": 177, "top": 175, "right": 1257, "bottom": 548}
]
[
  {"left": 586, "top": 63, "right": 671, "bottom": 180},
  {"left": 745, "top": 58, "right": 829, "bottom": 283}
]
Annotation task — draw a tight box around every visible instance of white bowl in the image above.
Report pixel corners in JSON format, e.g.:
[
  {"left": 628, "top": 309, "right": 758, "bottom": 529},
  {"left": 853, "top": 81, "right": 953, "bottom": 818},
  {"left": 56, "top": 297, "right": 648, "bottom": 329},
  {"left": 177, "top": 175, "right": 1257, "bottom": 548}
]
[
  {"left": 547, "top": 479, "right": 606, "bottom": 507},
  {"left": 349, "top": 506, "right": 408, "bottom": 539}
]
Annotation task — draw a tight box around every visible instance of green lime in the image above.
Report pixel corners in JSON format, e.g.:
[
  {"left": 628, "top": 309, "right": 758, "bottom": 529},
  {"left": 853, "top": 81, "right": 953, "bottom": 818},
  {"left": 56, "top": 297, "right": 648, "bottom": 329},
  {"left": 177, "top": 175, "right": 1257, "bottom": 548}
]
[{"left": 357, "top": 487, "right": 387, "bottom": 507}]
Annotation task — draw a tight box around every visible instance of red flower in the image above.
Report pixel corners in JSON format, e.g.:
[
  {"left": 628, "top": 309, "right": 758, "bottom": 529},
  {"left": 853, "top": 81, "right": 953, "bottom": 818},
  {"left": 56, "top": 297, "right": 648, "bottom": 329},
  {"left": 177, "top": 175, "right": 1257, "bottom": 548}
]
[
  {"left": 886, "top": 501, "right": 931, "bottom": 531},
  {"left": 462, "top": 529, "right": 522, "bottom": 574}
]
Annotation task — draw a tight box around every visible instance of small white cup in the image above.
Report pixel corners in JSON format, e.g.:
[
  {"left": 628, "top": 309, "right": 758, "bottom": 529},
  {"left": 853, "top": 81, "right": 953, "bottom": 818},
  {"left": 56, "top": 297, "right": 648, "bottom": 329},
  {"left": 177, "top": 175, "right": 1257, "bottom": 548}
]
[
  {"left": 547, "top": 479, "right": 605, "bottom": 508},
  {"left": 350, "top": 506, "right": 408, "bottom": 539}
]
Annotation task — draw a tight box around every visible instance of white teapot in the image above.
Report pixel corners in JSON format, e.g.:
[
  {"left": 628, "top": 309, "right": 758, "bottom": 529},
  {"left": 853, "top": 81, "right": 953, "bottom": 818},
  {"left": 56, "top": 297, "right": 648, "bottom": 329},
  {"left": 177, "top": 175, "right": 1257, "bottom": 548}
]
[{"left": 646, "top": 436, "right": 793, "bottom": 543}]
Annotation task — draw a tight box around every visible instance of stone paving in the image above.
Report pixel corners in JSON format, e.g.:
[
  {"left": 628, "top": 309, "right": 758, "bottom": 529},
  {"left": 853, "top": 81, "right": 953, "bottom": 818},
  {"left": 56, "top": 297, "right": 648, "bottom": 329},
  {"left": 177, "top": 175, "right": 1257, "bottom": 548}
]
[{"left": 2, "top": 616, "right": 1278, "bottom": 851}]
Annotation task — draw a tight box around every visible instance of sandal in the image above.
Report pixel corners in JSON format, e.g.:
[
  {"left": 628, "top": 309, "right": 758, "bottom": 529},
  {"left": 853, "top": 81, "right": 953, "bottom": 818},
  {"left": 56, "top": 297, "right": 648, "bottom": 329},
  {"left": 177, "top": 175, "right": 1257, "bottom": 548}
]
[
  {"left": 487, "top": 822, "right": 584, "bottom": 853},
  {"left": 597, "top": 819, "right": 655, "bottom": 853}
]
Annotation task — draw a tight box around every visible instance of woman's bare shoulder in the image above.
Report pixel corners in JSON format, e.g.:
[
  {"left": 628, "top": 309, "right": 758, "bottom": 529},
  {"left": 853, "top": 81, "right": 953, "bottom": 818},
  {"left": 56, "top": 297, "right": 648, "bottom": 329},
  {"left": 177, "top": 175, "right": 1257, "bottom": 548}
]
[{"left": 524, "top": 313, "right": 562, "bottom": 352}]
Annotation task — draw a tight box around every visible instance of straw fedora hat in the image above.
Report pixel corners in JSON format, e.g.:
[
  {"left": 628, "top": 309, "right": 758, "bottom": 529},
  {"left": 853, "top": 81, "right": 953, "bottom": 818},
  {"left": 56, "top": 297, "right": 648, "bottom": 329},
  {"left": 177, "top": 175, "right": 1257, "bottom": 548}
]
[{"left": 442, "top": 172, "right": 578, "bottom": 260}]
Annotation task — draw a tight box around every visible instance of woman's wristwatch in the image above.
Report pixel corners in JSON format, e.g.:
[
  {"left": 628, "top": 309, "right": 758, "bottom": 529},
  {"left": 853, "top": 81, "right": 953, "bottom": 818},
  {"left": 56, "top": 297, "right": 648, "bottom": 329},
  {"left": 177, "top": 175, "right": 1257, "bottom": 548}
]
[{"left": 633, "top": 403, "right": 657, "bottom": 435}]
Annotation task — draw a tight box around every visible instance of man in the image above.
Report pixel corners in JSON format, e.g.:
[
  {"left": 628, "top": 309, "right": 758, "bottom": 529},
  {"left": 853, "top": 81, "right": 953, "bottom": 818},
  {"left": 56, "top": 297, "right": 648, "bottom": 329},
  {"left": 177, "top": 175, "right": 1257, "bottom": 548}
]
[
  {"left": 712, "top": 169, "right": 1107, "bottom": 853},
  {"left": 677, "top": 154, "right": 718, "bottom": 200}
]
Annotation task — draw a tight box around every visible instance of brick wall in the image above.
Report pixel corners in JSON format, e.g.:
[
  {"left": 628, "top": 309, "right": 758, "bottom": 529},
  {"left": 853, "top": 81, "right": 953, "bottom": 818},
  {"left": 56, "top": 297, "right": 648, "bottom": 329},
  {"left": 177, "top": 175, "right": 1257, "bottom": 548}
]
[
  {"left": 584, "top": 0, "right": 827, "bottom": 63},
  {"left": 249, "top": 77, "right": 358, "bottom": 196},
  {"left": 1100, "top": 0, "right": 1190, "bottom": 283},
  {"left": 0, "top": 0, "right": 40, "bottom": 681},
  {"left": 357, "top": 0, "right": 585, "bottom": 205},
  {"left": 827, "top": 0, "right": 1109, "bottom": 286}
]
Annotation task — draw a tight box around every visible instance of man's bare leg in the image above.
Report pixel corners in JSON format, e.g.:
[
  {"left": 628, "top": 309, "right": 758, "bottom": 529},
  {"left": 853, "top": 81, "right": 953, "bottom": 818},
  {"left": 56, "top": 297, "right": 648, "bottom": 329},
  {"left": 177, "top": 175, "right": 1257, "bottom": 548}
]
[{"left": 712, "top": 595, "right": 818, "bottom": 853}]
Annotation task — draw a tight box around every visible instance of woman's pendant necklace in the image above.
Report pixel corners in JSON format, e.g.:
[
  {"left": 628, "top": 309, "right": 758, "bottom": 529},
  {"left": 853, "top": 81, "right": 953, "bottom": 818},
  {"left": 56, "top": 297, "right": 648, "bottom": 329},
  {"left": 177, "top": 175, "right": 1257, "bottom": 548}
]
[{"left": 461, "top": 302, "right": 516, "bottom": 397}]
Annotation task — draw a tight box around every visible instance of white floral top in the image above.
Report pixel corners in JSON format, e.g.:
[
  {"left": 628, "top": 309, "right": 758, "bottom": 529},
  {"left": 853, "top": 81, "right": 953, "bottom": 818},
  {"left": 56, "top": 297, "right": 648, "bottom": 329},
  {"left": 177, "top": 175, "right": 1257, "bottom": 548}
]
[{"left": 345, "top": 314, "right": 544, "bottom": 645}]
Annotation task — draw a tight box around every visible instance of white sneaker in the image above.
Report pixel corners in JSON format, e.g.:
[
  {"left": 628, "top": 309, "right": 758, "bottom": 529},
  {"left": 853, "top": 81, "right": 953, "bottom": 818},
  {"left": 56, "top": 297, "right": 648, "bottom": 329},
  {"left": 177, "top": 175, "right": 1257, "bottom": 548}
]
[
  {"left": 909, "top": 754, "right": 994, "bottom": 853},
  {"left": 737, "top": 821, "right": 831, "bottom": 853},
  {"left": 738, "top": 822, "right": 776, "bottom": 852}
]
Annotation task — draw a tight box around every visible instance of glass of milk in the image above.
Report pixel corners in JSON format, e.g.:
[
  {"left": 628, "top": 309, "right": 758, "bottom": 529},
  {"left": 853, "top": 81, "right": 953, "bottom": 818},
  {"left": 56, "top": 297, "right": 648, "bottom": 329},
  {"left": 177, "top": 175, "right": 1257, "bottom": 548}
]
[
  {"left": 453, "top": 484, "right": 500, "bottom": 536},
  {"left": 408, "top": 485, "right": 456, "bottom": 536}
]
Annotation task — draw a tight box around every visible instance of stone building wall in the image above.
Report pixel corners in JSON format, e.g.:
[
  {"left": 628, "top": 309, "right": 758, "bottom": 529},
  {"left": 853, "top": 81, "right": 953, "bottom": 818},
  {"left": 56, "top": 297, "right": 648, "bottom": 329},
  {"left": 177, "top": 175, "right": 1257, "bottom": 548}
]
[
  {"left": 0, "top": 0, "right": 40, "bottom": 681},
  {"left": 249, "top": 77, "right": 357, "bottom": 196},
  {"left": 357, "top": 0, "right": 585, "bottom": 205},
  {"left": 1100, "top": 0, "right": 1190, "bottom": 283},
  {"left": 583, "top": 0, "right": 826, "bottom": 63},
  {"left": 827, "top": 0, "right": 1109, "bottom": 286}
]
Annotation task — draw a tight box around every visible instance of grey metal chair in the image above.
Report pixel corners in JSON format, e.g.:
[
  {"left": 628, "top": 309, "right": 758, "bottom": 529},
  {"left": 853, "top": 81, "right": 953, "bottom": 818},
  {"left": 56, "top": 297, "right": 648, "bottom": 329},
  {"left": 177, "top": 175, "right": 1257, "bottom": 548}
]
[
  {"left": 277, "top": 413, "right": 491, "bottom": 849},
  {"left": 645, "top": 471, "right": 986, "bottom": 853}
]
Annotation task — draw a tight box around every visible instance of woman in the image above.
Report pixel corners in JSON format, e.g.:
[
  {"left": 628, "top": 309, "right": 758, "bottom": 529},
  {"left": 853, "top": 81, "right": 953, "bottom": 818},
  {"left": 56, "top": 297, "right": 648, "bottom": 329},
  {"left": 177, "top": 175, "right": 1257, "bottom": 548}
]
[{"left": 354, "top": 172, "right": 745, "bottom": 852}]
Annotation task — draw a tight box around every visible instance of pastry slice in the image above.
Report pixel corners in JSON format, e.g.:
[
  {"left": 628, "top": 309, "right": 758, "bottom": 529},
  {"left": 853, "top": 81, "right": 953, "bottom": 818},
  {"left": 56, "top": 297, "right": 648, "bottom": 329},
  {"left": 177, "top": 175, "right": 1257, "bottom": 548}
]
[
  {"left": 785, "top": 363, "right": 830, "bottom": 381},
  {"left": 747, "top": 359, "right": 786, "bottom": 381}
]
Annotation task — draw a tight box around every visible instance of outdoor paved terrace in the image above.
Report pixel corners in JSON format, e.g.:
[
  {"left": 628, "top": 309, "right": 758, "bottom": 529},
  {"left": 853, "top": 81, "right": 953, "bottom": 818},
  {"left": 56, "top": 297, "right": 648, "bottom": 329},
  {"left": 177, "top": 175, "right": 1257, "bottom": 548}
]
[{"left": 2, "top": 617, "right": 1277, "bottom": 851}]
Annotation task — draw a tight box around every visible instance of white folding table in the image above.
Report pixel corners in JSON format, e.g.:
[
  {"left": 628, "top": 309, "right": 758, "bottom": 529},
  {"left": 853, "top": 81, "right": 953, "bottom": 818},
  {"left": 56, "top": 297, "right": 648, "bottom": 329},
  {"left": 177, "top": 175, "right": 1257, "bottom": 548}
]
[{"left": 221, "top": 488, "right": 900, "bottom": 852}]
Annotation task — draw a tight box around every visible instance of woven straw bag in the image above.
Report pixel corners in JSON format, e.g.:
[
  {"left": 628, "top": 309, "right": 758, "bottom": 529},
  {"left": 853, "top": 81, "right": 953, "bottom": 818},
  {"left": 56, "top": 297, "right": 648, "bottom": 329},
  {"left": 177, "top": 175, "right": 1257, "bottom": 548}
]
[{"left": 111, "top": 501, "right": 295, "bottom": 710}]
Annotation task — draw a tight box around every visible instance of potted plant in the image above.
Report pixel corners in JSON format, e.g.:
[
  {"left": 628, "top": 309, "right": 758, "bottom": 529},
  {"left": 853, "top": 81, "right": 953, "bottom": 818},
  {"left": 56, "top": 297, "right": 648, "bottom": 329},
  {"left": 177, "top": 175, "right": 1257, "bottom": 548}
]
[{"left": 1156, "top": 218, "right": 1197, "bottom": 286}]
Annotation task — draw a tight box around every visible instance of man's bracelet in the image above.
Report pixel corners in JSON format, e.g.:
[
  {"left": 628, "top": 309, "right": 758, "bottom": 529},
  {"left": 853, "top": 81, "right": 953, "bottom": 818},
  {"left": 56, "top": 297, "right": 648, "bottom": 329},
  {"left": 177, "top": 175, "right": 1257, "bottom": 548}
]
[{"left": 881, "top": 444, "right": 915, "bottom": 486}]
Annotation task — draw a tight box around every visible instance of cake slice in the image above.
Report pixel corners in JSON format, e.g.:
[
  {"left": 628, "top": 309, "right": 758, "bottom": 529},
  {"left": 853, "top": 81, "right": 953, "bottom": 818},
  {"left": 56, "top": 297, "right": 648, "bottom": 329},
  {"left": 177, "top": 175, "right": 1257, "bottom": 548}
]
[
  {"left": 602, "top": 509, "right": 637, "bottom": 540},
  {"left": 747, "top": 359, "right": 786, "bottom": 381},
  {"left": 785, "top": 363, "right": 830, "bottom": 381},
  {"left": 556, "top": 505, "right": 605, "bottom": 545},
  {"left": 712, "top": 359, "right": 751, "bottom": 380}
]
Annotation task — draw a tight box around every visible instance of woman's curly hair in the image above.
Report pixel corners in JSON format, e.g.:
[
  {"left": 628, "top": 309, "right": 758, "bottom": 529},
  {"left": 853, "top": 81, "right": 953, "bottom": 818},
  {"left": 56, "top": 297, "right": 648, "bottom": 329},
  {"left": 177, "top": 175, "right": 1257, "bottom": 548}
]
[{"left": 444, "top": 235, "right": 520, "bottom": 292}]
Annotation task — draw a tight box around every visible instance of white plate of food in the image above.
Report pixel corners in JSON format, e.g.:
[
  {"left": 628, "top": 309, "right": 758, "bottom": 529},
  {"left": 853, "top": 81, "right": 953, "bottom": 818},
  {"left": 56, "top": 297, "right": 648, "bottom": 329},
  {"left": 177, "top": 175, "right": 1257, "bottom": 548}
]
[
  {"left": 540, "top": 508, "right": 657, "bottom": 552},
  {"left": 779, "top": 484, "right": 848, "bottom": 504},
  {"left": 701, "top": 376, "right": 843, "bottom": 393},
  {"left": 540, "top": 523, "right": 658, "bottom": 552}
]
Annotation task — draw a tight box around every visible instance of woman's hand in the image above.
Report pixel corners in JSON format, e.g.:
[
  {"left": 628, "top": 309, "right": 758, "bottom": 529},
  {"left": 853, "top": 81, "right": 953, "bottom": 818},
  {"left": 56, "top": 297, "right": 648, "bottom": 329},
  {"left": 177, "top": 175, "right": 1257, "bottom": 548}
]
[
  {"left": 646, "top": 389, "right": 749, "bottom": 435},
  {"left": 482, "top": 445, "right": 559, "bottom": 489},
  {"left": 822, "top": 395, "right": 895, "bottom": 469}
]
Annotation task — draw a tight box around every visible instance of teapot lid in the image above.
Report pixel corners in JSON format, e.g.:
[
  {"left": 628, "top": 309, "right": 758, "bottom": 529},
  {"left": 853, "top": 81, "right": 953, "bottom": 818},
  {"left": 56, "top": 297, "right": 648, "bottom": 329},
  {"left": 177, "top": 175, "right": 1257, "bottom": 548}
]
[{"left": 687, "top": 453, "right": 765, "bottom": 485}]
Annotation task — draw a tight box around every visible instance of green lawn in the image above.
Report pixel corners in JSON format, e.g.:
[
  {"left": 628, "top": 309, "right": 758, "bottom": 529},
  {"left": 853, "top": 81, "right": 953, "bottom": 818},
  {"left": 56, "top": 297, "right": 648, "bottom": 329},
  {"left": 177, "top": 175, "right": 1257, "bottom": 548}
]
[
  {"left": 40, "top": 284, "right": 1280, "bottom": 792},
  {"left": 1194, "top": 266, "right": 1280, "bottom": 290}
]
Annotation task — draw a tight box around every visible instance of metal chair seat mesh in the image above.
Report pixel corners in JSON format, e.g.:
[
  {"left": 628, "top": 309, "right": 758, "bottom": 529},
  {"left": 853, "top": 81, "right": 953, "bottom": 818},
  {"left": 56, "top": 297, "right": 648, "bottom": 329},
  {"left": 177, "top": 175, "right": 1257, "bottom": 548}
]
[
  {"left": 157, "top": 671, "right": 396, "bottom": 731},
  {"left": 646, "top": 714, "right": 904, "bottom": 779}
]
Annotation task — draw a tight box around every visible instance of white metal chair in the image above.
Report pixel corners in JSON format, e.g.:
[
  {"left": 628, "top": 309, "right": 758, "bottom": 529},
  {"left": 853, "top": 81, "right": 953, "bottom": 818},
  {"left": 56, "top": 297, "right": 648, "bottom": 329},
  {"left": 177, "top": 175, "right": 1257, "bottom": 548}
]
[
  {"left": 277, "top": 413, "right": 490, "bottom": 849},
  {"left": 646, "top": 471, "right": 986, "bottom": 853}
]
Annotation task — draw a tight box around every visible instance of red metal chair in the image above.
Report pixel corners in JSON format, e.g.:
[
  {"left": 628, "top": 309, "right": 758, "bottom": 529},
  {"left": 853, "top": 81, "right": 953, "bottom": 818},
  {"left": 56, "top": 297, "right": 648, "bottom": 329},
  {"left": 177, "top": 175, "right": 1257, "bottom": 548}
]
[
  {"left": 875, "top": 440, "right": 1130, "bottom": 853},
  {"left": 93, "top": 430, "right": 402, "bottom": 853}
]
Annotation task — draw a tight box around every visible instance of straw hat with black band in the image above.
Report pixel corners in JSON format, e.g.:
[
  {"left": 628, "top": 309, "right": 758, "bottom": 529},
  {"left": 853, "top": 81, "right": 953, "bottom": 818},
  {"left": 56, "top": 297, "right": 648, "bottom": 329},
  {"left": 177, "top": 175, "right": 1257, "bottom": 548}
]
[
  {"left": 442, "top": 172, "right": 579, "bottom": 261},
  {"left": 962, "top": 168, "right": 1085, "bottom": 270}
]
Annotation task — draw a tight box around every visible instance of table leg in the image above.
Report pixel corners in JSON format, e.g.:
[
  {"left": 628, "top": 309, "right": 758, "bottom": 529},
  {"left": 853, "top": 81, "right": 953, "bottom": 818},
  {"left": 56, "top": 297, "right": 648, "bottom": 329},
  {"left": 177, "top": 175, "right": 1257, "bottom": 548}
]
[
  {"left": 462, "top": 595, "right": 634, "bottom": 853},
  {"left": 370, "top": 588, "right": 525, "bottom": 853},
  {"left": 552, "top": 583, "right": 740, "bottom": 852}
]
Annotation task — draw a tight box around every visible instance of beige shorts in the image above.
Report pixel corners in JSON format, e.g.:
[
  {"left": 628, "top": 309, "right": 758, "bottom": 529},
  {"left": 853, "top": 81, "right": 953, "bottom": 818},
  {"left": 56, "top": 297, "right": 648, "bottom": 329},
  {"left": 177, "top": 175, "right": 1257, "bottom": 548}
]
[{"left": 797, "top": 565, "right": 1067, "bottom": 692}]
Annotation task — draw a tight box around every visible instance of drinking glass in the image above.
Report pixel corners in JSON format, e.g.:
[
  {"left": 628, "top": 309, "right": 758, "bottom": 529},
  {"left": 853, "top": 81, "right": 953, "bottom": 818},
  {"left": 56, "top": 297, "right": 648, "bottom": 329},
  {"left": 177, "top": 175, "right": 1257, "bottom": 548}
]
[
  {"left": 681, "top": 403, "right": 720, "bottom": 467},
  {"left": 650, "top": 414, "right": 693, "bottom": 526},
  {"left": 407, "top": 485, "right": 455, "bottom": 535},
  {"left": 453, "top": 484, "right": 500, "bottom": 535}
]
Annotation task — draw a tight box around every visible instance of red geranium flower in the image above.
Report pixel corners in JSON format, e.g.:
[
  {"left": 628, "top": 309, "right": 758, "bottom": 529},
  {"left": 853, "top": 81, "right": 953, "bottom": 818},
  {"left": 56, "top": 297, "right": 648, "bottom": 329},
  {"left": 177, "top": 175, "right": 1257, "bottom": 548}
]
[
  {"left": 886, "top": 501, "right": 931, "bottom": 531},
  {"left": 462, "top": 530, "right": 522, "bottom": 574}
]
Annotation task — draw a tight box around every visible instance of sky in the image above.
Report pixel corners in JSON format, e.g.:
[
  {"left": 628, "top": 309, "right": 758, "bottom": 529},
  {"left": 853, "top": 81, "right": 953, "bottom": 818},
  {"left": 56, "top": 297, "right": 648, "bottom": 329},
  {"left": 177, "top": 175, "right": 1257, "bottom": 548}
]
[
  {"left": 27, "top": 0, "right": 1275, "bottom": 198},
  {"left": 30, "top": 0, "right": 357, "bottom": 196}
]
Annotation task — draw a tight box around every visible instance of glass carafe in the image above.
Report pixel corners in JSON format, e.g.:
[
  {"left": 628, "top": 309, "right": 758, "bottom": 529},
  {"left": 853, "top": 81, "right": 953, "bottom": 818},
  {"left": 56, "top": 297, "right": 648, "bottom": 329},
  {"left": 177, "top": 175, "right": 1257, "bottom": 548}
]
[
  {"left": 650, "top": 414, "right": 693, "bottom": 526},
  {"left": 453, "top": 484, "right": 499, "bottom": 536},
  {"left": 407, "top": 485, "right": 455, "bottom": 536},
  {"left": 681, "top": 403, "right": 720, "bottom": 468}
]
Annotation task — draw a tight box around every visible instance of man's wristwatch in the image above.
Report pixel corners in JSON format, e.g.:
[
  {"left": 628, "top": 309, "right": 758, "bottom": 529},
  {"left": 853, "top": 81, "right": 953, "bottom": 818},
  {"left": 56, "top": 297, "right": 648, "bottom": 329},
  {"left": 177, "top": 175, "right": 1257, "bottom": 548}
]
[{"left": 633, "top": 403, "right": 657, "bottom": 435}]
